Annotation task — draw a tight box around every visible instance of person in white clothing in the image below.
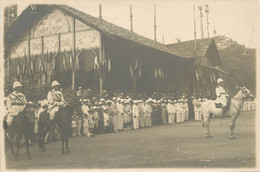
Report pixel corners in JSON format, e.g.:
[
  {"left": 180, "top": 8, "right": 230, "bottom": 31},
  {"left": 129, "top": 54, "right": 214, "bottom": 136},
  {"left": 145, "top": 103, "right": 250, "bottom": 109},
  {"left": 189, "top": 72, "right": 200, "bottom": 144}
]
[
  {"left": 144, "top": 99, "right": 153, "bottom": 127},
  {"left": 184, "top": 99, "right": 189, "bottom": 120},
  {"left": 215, "top": 78, "right": 229, "bottom": 116},
  {"left": 5, "top": 81, "right": 27, "bottom": 128},
  {"left": 176, "top": 99, "right": 182, "bottom": 123},
  {"left": 167, "top": 100, "right": 175, "bottom": 124},
  {"left": 132, "top": 101, "right": 140, "bottom": 129},
  {"left": 47, "top": 80, "right": 66, "bottom": 121},
  {"left": 81, "top": 99, "right": 92, "bottom": 137}
]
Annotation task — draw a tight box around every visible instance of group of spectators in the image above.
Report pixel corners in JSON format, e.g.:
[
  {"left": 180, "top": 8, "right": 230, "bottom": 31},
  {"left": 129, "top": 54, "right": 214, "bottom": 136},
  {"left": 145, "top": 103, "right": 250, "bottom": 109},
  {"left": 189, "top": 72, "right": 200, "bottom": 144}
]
[{"left": 72, "top": 87, "right": 204, "bottom": 137}]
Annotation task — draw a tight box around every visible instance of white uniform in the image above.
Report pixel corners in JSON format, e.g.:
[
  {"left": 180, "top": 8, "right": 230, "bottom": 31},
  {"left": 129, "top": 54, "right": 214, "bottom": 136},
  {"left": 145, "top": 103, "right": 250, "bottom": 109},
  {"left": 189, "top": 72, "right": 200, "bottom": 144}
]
[
  {"left": 144, "top": 104, "right": 152, "bottom": 127},
  {"left": 216, "top": 86, "right": 228, "bottom": 107},
  {"left": 6, "top": 91, "right": 27, "bottom": 126},
  {"left": 47, "top": 89, "right": 65, "bottom": 120},
  {"left": 175, "top": 103, "right": 182, "bottom": 123},
  {"left": 166, "top": 103, "right": 175, "bottom": 123},
  {"left": 132, "top": 104, "right": 139, "bottom": 129}
]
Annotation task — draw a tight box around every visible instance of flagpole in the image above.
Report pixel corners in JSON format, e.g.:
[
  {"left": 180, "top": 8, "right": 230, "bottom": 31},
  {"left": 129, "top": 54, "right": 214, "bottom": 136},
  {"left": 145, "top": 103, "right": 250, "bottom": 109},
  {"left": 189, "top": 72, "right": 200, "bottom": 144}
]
[{"left": 72, "top": 17, "right": 76, "bottom": 90}]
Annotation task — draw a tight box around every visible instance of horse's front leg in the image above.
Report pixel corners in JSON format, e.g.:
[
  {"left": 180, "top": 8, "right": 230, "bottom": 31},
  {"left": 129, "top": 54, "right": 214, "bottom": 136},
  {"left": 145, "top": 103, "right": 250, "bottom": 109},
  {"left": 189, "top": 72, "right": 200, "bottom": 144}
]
[
  {"left": 25, "top": 134, "right": 32, "bottom": 159},
  {"left": 66, "top": 138, "right": 70, "bottom": 154},
  {"left": 15, "top": 135, "right": 21, "bottom": 160},
  {"left": 229, "top": 117, "right": 237, "bottom": 139},
  {"left": 203, "top": 116, "right": 212, "bottom": 138}
]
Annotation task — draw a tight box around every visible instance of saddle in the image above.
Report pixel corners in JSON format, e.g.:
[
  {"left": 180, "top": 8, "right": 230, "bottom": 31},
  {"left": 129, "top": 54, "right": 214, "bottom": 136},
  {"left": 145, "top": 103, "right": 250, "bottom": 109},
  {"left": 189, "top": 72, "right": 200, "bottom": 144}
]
[{"left": 215, "top": 98, "right": 231, "bottom": 109}]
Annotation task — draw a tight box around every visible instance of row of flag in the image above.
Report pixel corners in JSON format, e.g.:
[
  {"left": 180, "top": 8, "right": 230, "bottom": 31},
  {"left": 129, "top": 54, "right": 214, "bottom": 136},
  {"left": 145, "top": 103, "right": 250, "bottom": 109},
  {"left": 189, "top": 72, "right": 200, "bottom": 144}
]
[
  {"left": 129, "top": 58, "right": 141, "bottom": 78},
  {"left": 154, "top": 65, "right": 165, "bottom": 79}
]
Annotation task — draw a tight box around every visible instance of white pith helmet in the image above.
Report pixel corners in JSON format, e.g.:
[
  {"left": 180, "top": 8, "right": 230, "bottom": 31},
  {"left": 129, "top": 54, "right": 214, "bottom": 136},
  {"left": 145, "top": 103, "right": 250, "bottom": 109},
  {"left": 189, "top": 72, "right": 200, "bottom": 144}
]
[
  {"left": 13, "top": 81, "right": 22, "bottom": 90},
  {"left": 51, "top": 80, "right": 60, "bottom": 88},
  {"left": 217, "top": 78, "right": 224, "bottom": 84}
]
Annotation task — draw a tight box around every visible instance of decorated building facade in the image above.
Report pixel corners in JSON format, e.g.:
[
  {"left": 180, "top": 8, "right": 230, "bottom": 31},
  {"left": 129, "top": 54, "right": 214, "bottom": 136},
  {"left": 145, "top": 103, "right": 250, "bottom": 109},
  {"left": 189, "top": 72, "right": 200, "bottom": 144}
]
[{"left": 4, "top": 4, "right": 224, "bottom": 100}]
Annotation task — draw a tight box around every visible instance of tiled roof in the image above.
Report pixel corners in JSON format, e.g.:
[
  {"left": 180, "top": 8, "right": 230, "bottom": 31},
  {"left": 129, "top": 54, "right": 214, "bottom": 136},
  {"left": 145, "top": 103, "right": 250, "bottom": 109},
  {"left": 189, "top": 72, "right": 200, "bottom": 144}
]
[
  {"left": 6, "top": 4, "right": 217, "bottom": 59},
  {"left": 166, "top": 38, "right": 213, "bottom": 58}
]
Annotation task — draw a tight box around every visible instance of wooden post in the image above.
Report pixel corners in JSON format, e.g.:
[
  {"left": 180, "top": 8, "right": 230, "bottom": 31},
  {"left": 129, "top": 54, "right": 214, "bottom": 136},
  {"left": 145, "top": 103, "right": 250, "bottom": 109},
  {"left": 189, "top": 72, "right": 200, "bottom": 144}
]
[
  {"left": 130, "top": 5, "right": 133, "bottom": 32},
  {"left": 72, "top": 17, "right": 76, "bottom": 90},
  {"left": 58, "top": 33, "right": 61, "bottom": 53},
  {"left": 154, "top": 4, "right": 157, "bottom": 42},
  {"left": 99, "top": 36, "right": 104, "bottom": 97},
  {"left": 133, "top": 77, "right": 137, "bottom": 97}
]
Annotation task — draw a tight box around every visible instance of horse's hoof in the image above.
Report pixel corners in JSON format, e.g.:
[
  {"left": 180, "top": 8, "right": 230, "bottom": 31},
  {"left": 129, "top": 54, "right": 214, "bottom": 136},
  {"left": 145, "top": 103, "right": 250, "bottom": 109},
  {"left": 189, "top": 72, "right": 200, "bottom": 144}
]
[
  {"left": 14, "top": 157, "right": 19, "bottom": 161},
  {"left": 67, "top": 150, "right": 70, "bottom": 154},
  {"left": 62, "top": 151, "right": 65, "bottom": 155},
  {"left": 229, "top": 136, "right": 236, "bottom": 139},
  {"left": 28, "top": 156, "right": 32, "bottom": 160},
  {"left": 205, "top": 135, "right": 212, "bottom": 138}
]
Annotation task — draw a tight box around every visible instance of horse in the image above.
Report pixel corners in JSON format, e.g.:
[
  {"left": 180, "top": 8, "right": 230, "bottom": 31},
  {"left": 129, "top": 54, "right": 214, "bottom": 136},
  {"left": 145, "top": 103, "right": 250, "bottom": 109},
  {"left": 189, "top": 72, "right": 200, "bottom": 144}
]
[
  {"left": 54, "top": 104, "right": 75, "bottom": 154},
  {"left": 201, "top": 86, "right": 254, "bottom": 139},
  {"left": 38, "top": 110, "right": 51, "bottom": 152},
  {"left": 5, "top": 107, "right": 35, "bottom": 160}
]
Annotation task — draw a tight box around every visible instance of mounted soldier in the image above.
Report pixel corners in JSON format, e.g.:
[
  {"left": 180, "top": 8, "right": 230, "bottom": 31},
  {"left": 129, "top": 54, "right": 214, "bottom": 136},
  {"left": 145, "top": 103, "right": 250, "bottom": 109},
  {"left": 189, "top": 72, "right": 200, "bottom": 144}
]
[
  {"left": 215, "top": 78, "right": 230, "bottom": 117},
  {"left": 4, "top": 81, "right": 27, "bottom": 128},
  {"left": 47, "top": 80, "right": 66, "bottom": 121}
]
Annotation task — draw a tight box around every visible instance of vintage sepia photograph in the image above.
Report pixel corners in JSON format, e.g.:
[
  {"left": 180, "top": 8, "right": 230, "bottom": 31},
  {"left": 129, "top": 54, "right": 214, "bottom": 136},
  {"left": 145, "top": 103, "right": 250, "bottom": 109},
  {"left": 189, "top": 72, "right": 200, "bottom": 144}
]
[{"left": 1, "top": 0, "right": 259, "bottom": 171}]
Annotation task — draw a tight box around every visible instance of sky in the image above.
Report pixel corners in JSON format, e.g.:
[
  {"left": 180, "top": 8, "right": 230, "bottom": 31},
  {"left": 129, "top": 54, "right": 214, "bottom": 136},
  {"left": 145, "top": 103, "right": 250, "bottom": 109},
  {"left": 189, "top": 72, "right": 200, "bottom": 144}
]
[{"left": 1, "top": 0, "right": 260, "bottom": 48}]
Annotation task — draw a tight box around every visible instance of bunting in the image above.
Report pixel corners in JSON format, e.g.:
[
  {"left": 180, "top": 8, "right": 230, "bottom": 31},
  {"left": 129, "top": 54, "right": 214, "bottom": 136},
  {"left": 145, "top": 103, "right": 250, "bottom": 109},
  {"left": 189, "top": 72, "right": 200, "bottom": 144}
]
[
  {"left": 129, "top": 57, "right": 141, "bottom": 79},
  {"left": 154, "top": 65, "right": 164, "bottom": 79}
]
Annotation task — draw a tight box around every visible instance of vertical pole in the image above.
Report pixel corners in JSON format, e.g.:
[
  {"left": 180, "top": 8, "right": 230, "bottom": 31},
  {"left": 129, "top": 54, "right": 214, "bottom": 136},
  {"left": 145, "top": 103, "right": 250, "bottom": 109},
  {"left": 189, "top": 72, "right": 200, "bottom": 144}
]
[
  {"left": 99, "top": 35, "right": 103, "bottom": 97},
  {"left": 205, "top": 5, "right": 209, "bottom": 38},
  {"left": 28, "top": 31, "right": 32, "bottom": 86},
  {"left": 198, "top": 5, "right": 204, "bottom": 38},
  {"left": 41, "top": 36, "right": 44, "bottom": 54},
  {"left": 130, "top": 4, "right": 133, "bottom": 32},
  {"left": 58, "top": 33, "right": 61, "bottom": 53},
  {"left": 154, "top": 4, "right": 157, "bottom": 42},
  {"left": 72, "top": 17, "right": 76, "bottom": 90},
  {"left": 193, "top": 5, "right": 197, "bottom": 51},
  {"left": 99, "top": 4, "right": 102, "bottom": 22}
]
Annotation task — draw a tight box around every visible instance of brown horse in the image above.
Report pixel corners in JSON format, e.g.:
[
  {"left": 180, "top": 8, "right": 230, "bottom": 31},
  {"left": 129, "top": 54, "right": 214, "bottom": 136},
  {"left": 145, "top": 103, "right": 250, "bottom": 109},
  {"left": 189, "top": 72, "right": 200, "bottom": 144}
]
[
  {"left": 38, "top": 110, "right": 51, "bottom": 152},
  {"left": 5, "top": 107, "right": 35, "bottom": 160},
  {"left": 201, "top": 86, "right": 254, "bottom": 139},
  {"left": 54, "top": 104, "right": 75, "bottom": 154}
]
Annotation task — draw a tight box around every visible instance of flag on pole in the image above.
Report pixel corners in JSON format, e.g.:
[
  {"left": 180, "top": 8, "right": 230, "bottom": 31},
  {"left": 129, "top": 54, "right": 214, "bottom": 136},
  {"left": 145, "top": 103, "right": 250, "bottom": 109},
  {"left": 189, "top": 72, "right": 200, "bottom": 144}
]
[
  {"left": 129, "top": 63, "right": 133, "bottom": 78},
  {"left": 108, "top": 58, "right": 111, "bottom": 72}
]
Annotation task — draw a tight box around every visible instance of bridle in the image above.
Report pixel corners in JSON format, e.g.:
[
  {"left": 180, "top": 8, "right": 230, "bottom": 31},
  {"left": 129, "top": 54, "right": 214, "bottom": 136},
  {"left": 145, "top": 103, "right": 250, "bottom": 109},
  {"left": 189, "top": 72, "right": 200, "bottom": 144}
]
[{"left": 230, "top": 88, "right": 251, "bottom": 113}]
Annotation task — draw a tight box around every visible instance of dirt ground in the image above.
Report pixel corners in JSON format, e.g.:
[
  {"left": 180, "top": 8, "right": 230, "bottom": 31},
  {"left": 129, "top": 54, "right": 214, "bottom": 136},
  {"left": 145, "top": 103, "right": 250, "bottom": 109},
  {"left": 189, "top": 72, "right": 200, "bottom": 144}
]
[{"left": 5, "top": 111, "right": 256, "bottom": 169}]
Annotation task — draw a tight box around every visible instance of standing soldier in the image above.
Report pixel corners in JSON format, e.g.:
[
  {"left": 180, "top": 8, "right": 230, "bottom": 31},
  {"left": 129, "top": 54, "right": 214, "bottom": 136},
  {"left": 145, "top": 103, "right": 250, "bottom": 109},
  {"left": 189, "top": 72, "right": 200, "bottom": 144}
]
[
  {"left": 5, "top": 81, "right": 27, "bottom": 128},
  {"left": 111, "top": 97, "right": 118, "bottom": 132},
  {"left": 161, "top": 100, "right": 168, "bottom": 125},
  {"left": 139, "top": 100, "right": 145, "bottom": 128},
  {"left": 185, "top": 99, "right": 189, "bottom": 121},
  {"left": 144, "top": 99, "right": 153, "bottom": 127},
  {"left": 166, "top": 100, "right": 174, "bottom": 124},
  {"left": 176, "top": 99, "right": 182, "bottom": 123},
  {"left": 132, "top": 100, "right": 140, "bottom": 130}
]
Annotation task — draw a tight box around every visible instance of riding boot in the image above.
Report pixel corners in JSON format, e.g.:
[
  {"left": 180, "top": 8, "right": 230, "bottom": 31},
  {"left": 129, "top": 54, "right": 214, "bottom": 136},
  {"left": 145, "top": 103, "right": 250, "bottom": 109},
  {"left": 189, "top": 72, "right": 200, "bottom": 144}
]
[
  {"left": 222, "top": 107, "right": 226, "bottom": 117},
  {"left": 3, "top": 120, "right": 8, "bottom": 129}
]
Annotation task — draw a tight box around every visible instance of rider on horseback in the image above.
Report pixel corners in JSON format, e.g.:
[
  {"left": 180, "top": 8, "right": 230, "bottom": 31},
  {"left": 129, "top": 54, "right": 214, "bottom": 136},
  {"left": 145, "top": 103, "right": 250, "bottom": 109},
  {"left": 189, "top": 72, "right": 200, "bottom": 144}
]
[
  {"left": 215, "top": 78, "right": 229, "bottom": 117},
  {"left": 47, "top": 80, "right": 66, "bottom": 120},
  {"left": 4, "top": 81, "right": 27, "bottom": 128}
]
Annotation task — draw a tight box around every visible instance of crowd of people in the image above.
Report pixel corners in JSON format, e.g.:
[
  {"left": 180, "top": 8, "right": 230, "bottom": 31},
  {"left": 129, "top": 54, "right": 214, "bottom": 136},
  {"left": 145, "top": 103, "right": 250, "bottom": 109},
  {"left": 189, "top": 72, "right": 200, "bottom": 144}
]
[{"left": 71, "top": 87, "right": 194, "bottom": 137}]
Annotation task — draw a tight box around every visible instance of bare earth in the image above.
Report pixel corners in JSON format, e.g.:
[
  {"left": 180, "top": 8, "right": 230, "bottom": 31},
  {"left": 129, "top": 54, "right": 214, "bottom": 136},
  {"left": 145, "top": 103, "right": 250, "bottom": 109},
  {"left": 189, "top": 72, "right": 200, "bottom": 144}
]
[{"left": 5, "top": 111, "right": 256, "bottom": 169}]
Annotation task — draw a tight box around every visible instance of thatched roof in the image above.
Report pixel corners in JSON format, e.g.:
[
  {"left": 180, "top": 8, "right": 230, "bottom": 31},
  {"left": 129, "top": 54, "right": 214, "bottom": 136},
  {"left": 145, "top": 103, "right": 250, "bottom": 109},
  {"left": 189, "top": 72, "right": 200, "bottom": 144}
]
[{"left": 166, "top": 38, "right": 214, "bottom": 58}]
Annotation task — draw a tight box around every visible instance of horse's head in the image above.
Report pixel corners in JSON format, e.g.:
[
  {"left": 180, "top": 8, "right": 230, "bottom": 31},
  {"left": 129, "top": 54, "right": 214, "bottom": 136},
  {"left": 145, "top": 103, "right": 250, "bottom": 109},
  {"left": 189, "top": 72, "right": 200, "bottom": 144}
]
[
  {"left": 25, "top": 108, "right": 36, "bottom": 124},
  {"left": 237, "top": 86, "right": 254, "bottom": 100}
]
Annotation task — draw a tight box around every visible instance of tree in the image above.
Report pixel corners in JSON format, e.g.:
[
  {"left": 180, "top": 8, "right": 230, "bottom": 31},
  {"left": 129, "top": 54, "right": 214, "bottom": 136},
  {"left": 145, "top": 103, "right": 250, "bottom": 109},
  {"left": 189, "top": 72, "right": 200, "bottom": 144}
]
[{"left": 215, "top": 35, "right": 256, "bottom": 95}]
